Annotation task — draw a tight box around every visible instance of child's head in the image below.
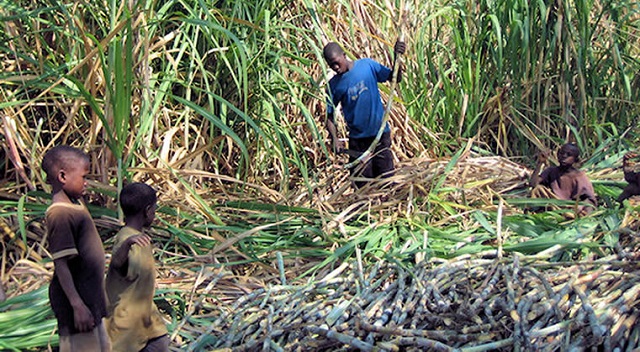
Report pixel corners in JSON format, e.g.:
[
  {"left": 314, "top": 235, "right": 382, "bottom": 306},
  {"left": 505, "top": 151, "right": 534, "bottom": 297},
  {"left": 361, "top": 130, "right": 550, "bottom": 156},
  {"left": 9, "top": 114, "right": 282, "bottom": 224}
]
[
  {"left": 557, "top": 143, "right": 580, "bottom": 167},
  {"left": 323, "top": 42, "right": 349, "bottom": 75},
  {"left": 120, "top": 182, "right": 157, "bottom": 227},
  {"left": 41, "top": 145, "right": 90, "bottom": 200}
]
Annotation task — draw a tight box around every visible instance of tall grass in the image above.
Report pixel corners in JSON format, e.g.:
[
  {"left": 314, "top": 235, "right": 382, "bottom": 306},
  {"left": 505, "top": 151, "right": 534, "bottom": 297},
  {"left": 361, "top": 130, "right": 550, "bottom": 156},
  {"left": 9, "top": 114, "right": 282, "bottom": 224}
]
[
  {"left": 2, "top": 0, "right": 635, "bottom": 192},
  {"left": 0, "top": 0, "right": 637, "bottom": 259},
  {"left": 0, "top": 0, "right": 640, "bottom": 290},
  {"left": 400, "top": 0, "right": 640, "bottom": 158},
  {"left": 0, "top": 286, "right": 57, "bottom": 351},
  {"left": 1, "top": 1, "right": 639, "bottom": 349},
  {"left": 0, "top": 0, "right": 636, "bottom": 273}
]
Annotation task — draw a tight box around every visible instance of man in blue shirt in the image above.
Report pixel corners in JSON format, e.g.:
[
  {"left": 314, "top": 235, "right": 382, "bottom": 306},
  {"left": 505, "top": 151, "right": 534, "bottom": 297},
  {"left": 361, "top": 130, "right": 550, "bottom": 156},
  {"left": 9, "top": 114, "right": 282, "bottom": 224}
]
[{"left": 323, "top": 40, "right": 406, "bottom": 188}]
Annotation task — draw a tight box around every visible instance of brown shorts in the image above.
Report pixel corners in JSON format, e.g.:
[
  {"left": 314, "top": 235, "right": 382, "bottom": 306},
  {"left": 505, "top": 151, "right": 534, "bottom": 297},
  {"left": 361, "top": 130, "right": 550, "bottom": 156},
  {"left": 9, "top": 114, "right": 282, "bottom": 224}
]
[{"left": 58, "top": 321, "right": 111, "bottom": 352}]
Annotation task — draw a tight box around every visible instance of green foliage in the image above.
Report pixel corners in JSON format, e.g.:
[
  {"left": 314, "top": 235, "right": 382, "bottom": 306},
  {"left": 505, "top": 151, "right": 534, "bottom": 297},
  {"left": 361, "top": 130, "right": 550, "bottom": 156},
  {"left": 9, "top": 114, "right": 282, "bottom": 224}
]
[
  {"left": 0, "top": 286, "right": 57, "bottom": 350},
  {"left": 1, "top": 0, "right": 639, "bottom": 348},
  {"left": 399, "top": 0, "right": 640, "bottom": 156}
]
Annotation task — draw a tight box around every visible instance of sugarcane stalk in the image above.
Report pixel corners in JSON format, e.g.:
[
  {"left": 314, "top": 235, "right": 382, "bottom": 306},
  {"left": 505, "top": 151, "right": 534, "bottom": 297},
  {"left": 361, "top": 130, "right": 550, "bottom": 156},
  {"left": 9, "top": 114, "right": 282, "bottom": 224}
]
[
  {"left": 187, "top": 249, "right": 640, "bottom": 351},
  {"left": 387, "top": 336, "right": 454, "bottom": 351},
  {"left": 307, "top": 325, "right": 375, "bottom": 351},
  {"left": 457, "top": 338, "right": 515, "bottom": 352}
]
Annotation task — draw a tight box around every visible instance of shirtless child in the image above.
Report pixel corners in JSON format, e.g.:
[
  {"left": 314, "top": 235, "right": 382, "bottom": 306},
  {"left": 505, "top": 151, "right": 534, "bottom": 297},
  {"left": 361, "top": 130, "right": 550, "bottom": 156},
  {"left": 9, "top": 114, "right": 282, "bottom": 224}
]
[{"left": 530, "top": 143, "right": 597, "bottom": 216}]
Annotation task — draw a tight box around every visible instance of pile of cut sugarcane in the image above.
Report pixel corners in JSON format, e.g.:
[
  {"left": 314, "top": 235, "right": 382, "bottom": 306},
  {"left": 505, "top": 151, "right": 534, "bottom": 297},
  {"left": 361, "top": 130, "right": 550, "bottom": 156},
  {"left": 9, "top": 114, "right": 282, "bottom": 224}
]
[{"left": 190, "top": 249, "right": 640, "bottom": 351}]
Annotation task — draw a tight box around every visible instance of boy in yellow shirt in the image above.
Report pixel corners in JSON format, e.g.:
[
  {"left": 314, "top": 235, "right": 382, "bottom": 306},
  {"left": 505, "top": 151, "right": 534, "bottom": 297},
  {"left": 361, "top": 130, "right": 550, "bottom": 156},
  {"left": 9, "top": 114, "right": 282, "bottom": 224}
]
[{"left": 105, "top": 183, "right": 169, "bottom": 352}]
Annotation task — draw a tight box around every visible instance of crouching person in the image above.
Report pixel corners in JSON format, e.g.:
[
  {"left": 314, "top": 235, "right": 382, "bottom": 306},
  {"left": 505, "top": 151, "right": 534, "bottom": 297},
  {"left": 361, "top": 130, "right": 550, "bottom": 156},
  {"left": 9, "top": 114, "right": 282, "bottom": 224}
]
[{"left": 530, "top": 143, "right": 597, "bottom": 217}]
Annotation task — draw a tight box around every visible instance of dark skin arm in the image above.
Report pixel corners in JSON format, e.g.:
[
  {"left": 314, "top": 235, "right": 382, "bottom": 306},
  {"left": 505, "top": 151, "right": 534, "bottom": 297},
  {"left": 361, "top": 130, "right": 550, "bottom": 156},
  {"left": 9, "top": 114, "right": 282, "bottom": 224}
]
[
  {"left": 617, "top": 184, "right": 640, "bottom": 204},
  {"left": 577, "top": 185, "right": 598, "bottom": 216},
  {"left": 325, "top": 112, "right": 344, "bottom": 154},
  {"left": 392, "top": 40, "right": 406, "bottom": 83},
  {"left": 110, "top": 234, "right": 151, "bottom": 275},
  {"left": 54, "top": 257, "right": 94, "bottom": 332},
  {"left": 617, "top": 172, "right": 640, "bottom": 205},
  {"left": 530, "top": 150, "right": 550, "bottom": 187}
]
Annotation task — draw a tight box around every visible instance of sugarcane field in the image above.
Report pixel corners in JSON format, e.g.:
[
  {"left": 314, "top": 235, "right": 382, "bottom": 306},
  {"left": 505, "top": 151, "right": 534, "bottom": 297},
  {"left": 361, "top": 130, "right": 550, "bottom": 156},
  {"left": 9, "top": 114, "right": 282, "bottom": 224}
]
[{"left": 1, "top": 0, "right": 640, "bottom": 351}]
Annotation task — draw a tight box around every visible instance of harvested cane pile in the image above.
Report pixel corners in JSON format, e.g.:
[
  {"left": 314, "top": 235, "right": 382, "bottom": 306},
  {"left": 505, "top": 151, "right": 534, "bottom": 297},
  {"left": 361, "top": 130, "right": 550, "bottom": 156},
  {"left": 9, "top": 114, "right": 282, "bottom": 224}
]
[
  {"left": 316, "top": 154, "right": 532, "bottom": 224},
  {"left": 196, "top": 251, "right": 640, "bottom": 351}
]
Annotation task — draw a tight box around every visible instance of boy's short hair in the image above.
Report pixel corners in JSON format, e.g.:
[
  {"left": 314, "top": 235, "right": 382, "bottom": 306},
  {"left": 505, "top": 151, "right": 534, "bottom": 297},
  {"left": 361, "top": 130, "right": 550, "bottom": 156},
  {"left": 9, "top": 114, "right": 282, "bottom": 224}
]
[
  {"left": 560, "top": 143, "right": 580, "bottom": 160},
  {"left": 323, "top": 42, "right": 344, "bottom": 60},
  {"left": 120, "top": 182, "right": 157, "bottom": 217},
  {"left": 41, "top": 145, "right": 89, "bottom": 184}
]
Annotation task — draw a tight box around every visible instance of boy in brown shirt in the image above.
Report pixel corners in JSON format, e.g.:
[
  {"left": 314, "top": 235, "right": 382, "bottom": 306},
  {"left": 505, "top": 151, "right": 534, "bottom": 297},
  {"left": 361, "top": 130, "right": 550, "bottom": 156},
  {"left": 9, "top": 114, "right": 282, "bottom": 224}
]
[
  {"left": 42, "top": 145, "right": 111, "bottom": 351},
  {"left": 105, "top": 182, "right": 169, "bottom": 352},
  {"left": 530, "top": 143, "right": 597, "bottom": 216}
]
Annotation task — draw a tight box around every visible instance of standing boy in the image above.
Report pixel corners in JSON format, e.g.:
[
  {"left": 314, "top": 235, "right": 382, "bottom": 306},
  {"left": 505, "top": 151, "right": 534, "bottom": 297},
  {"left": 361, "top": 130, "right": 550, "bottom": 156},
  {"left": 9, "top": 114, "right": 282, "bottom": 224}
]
[
  {"left": 105, "top": 182, "right": 169, "bottom": 352},
  {"left": 323, "top": 40, "right": 406, "bottom": 188},
  {"left": 42, "top": 145, "right": 111, "bottom": 351},
  {"left": 530, "top": 143, "right": 597, "bottom": 216}
]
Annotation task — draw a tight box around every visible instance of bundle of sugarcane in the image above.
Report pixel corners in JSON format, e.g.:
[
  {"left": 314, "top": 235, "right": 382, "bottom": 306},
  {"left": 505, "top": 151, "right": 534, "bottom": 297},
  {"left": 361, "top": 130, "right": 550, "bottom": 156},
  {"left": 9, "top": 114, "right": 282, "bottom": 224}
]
[
  {"left": 324, "top": 154, "right": 532, "bottom": 218},
  {"left": 0, "top": 286, "right": 57, "bottom": 351},
  {"left": 189, "top": 252, "right": 640, "bottom": 351}
]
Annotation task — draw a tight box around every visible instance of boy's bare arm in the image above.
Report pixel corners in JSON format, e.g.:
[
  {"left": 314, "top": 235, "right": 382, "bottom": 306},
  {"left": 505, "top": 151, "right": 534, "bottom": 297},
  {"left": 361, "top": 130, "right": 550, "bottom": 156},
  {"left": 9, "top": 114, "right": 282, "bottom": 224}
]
[
  {"left": 530, "top": 166, "right": 541, "bottom": 187},
  {"left": 530, "top": 150, "right": 549, "bottom": 187},
  {"left": 54, "top": 257, "right": 94, "bottom": 332},
  {"left": 618, "top": 183, "right": 640, "bottom": 203},
  {"left": 111, "top": 234, "right": 151, "bottom": 271},
  {"left": 576, "top": 173, "right": 598, "bottom": 215}
]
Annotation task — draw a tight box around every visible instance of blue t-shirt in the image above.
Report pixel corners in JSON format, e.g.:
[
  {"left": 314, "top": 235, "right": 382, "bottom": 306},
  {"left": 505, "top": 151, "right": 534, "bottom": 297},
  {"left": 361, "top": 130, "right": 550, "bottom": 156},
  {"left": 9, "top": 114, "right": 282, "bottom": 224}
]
[{"left": 327, "top": 58, "right": 392, "bottom": 139}]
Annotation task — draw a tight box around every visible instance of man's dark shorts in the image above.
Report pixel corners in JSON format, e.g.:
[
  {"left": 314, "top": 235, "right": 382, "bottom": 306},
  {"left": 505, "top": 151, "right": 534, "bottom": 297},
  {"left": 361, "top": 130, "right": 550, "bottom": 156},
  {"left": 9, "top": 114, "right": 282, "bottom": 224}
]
[{"left": 348, "top": 131, "right": 394, "bottom": 188}]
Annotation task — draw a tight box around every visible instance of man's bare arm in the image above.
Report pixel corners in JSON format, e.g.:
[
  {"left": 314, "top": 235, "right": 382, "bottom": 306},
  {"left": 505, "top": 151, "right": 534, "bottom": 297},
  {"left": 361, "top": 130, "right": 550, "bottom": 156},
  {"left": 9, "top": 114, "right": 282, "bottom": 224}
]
[{"left": 326, "top": 112, "right": 340, "bottom": 153}]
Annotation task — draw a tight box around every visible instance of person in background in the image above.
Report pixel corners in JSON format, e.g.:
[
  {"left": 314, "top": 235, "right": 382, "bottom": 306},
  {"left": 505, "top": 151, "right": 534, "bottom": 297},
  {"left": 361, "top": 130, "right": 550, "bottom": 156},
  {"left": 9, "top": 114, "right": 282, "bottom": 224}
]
[
  {"left": 42, "top": 145, "right": 111, "bottom": 351},
  {"left": 105, "top": 182, "right": 169, "bottom": 352},
  {"left": 530, "top": 143, "right": 597, "bottom": 216}
]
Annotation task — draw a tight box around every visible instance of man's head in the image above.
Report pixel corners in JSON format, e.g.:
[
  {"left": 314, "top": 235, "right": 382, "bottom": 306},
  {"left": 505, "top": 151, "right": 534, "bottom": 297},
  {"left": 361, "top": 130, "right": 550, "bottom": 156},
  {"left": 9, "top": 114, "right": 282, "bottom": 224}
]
[
  {"left": 323, "top": 42, "right": 351, "bottom": 75},
  {"left": 41, "top": 145, "right": 90, "bottom": 199},
  {"left": 120, "top": 182, "right": 157, "bottom": 226},
  {"left": 557, "top": 143, "right": 580, "bottom": 167}
]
